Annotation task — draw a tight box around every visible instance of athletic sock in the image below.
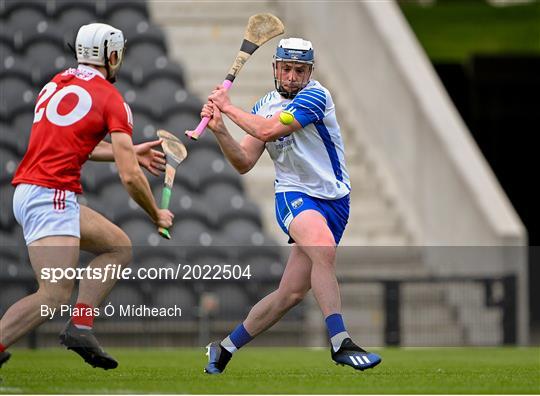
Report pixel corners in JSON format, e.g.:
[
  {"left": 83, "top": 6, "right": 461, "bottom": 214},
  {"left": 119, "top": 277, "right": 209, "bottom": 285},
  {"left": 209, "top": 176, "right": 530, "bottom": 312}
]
[
  {"left": 72, "top": 303, "right": 94, "bottom": 330},
  {"left": 220, "top": 323, "right": 253, "bottom": 354},
  {"left": 325, "top": 313, "right": 350, "bottom": 352},
  {"left": 0, "top": 343, "right": 6, "bottom": 353}
]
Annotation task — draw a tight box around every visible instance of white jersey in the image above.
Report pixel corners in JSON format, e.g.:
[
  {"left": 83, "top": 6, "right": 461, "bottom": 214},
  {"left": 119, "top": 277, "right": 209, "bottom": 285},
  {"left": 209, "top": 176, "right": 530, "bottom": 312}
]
[{"left": 251, "top": 80, "right": 350, "bottom": 199}]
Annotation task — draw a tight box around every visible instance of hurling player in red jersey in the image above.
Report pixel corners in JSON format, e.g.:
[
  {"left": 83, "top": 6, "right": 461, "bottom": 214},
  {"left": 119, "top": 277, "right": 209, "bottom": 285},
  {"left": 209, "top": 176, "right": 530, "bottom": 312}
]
[{"left": 0, "top": 23, "right": 174, "bottom": 370}]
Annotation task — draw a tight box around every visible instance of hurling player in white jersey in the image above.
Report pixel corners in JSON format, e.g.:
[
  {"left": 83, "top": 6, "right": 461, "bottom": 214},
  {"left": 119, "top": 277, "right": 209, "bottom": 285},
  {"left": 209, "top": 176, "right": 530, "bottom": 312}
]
[{"left": 201, "top": 38, "right": 381, "bottom": 373}]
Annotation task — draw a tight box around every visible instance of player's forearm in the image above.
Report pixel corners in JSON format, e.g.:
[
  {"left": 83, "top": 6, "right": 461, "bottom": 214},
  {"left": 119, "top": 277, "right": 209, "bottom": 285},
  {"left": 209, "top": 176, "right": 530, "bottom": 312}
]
[
  {"left": 213, "top": 127, "right": 253, "bottom": 174},
  {"left": 120, "top": 169, "right": 160, "bottom": 222},
  {"left": 222, "top": 105, "right": 273, "bottom": 142},
  {"left": 89, "top": 141, "right": 114, "bottom": 161}
]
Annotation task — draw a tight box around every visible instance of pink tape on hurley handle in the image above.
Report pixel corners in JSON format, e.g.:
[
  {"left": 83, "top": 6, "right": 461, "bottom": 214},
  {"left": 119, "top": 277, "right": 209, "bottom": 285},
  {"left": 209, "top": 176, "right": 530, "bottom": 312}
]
[{"left": 185, "top": 79, "right": 234, "bottom": 140}]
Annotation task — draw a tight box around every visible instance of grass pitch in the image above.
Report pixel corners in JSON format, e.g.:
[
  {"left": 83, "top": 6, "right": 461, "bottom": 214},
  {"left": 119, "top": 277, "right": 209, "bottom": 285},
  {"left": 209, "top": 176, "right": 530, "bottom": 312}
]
[{"left": 0, "top": 347, "right": 539, "bottom": 394}]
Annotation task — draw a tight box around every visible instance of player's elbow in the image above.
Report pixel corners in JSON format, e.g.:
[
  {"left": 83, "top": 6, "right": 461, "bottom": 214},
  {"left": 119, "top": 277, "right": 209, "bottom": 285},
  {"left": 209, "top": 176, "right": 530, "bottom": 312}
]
[
  {"left": 258, "top": 133, "right": 273, "bottom": 143},
  {"left": 119, "top": 167, "right": 141, "bottom": 187},
  {"left": 236, "top": 162, "right": 252, "bottom": 175},
  {"left": 258, "top": 124, "right": 286, "bottom": 142}
]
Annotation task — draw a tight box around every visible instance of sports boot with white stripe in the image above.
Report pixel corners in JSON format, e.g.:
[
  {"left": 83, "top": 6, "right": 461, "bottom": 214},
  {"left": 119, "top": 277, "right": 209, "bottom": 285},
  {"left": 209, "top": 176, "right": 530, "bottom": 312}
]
[
  {"left": 204, "top": 341, "right": 232, "bottom": 374},
  {"left": 331, "top": 338, "right": 381, "bottom": 371}
]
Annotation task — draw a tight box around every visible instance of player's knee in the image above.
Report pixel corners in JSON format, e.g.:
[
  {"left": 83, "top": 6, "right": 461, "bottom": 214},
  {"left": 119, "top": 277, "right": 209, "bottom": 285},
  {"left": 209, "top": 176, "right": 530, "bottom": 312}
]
[
  {"left": 281, "top": 290, "right": 308, "bottom": 308},
  {"left": 109, "top": 230, "right": 133, "bottom": 266},
  {"left": 288, "top": 291, "right": 306, "bottom": 307},
  {"left": 114, "top": 244, "right": 132, "bottom": 267},
  {"left": 306, "top": 245, "right": 336, "bottom": 266},
  {"left": 39, "top": 282, "right": 74, "bottom": 308}
]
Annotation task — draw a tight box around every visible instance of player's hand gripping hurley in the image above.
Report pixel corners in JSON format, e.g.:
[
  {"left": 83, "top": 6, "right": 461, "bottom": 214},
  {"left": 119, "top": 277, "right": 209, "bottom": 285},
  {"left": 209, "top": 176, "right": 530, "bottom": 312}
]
[
  {"left": 185, "top": 13, "right": 284, "bottom": 140},
  {"left": 157, "top": 129, "right": 187, "bottom": 239}
]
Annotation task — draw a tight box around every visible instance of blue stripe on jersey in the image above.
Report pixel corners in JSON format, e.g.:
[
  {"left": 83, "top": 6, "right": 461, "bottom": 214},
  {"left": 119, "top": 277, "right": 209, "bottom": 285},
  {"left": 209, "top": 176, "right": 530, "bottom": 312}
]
[
  {"left": 251, "top": 92, "right": 274, "bottom": 114},
  {"left": 314, "top": 120, "right": 343, "bottom": 182},
  {"left": 301, "top": 89, "right": 326, "bottom": 108},
  {"left": 295, "top": 89, "right": 326, "bottom": 111},
  {"left": 294, "top": 98, "right": 325, "bottom": 119},
  {"left": 285, "top": 89, "right": 326, "bottom": 125}
]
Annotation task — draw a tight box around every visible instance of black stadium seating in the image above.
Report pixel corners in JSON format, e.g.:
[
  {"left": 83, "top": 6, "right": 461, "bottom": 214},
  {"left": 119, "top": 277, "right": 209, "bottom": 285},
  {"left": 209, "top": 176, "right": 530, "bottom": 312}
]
[{"left": 0, "top": 0, "right": 289, "bottom": 335}]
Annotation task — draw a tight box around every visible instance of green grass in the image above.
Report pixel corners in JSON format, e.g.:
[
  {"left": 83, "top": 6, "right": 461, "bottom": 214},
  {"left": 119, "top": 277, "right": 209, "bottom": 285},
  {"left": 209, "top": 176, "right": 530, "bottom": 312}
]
[
  {"left": 400, "top": 0, "right": 540, "bottom": 62},
  {"left": 1, "top": 347, "right": 539, "bottom": 394}
]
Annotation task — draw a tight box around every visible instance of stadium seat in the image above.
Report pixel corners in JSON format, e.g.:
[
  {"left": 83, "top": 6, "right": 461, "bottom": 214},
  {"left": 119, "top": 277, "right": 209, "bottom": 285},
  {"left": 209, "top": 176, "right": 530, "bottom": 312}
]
[
  {"left": 12, "top": 112, "right": 34, "bottom": 139},
  {"left": 78, "top": 193, "right": 111, "bottom": 219},
  {"left": 222, "top": 218, "right": 265, "bottom": 245},
  {"left": 202, "top": 182, "right": 243, "bottom": 208},
  {"left": 105, "top": 283, "right": 144, "bottom": 319},
  {"left": 56, "top": 7, "right": 99, "bottom": 44},
  {"left": 80, "top": 160, "right": 119, "bottom": 193},
  {"left": 0, "top": 121, "right": 27, "bottom": 156},
  {"left": 118, "top": 212, "right": 166, "bottom": 247},
  {"left": 0, "top": 250, "right": 34, "bottom": 280},
  {"left": 1, "top": 1, "right": 52, "bottom": 19},
  {"left": 210, "top": 285, "right": 250, "bottom": 319},
  {"left": 138, "top": 78, "right": 187, "bottom": 118},
  {"left": 99, "top": 0, "right": 149, "bottom": 19},
  {"left": 0, "top": 228, "right": 26, "bottom": 259},
  {"left": 184, "top": 244, "right": 231, "bottom": 265},
  {"left": 114, "top": 77, "right": 135, "bottom": 98},
  {"left": 153, "top": 285, "right": 196, "bottom": 319},
  {"left": 23, "top": 37, "right": 70, "bottom": 86},
  {"left": 53, "top": 0, "right": 98, "bottom": 17},
  {"left": 162, "top": 112, "right": 221, "bottom": 153},
  {"left": 136, "top": 248, "right": 179, "bottom": 269},
  {"left": 161, "top": 91, "right": 202, "bottom": 120},
  {"left": 1, "top": 55, "right": 34, "bottom": 85},
  {"left": 0, "top": 285, "right": 31, "bottom": 316},
  {"left": 0, "top": 147, "right": 20, "bottom": 178},
  {"left": 215, "top": 199, "right": 262, "bottom": 228},
  {"left": 139, "top": 61, "right": 185, "bottom": 88},
  {"left": 150, "top": 182, "right": 210, "bottom": 226},
  {"left": 9, "top": 7, "right": 49, "bottom": 50},
  {"left": 238, "top": 250, "right": 285, "bottom": 281},
  {"left": 124, "top": 42, "right": 166, "bottom": 74},
  {"left": 131, "top": 112, "right": 157, "bottom": 142},
  {"left": 107, "top": 7, "right": 149, "bottom": 38},
  {"left": 171, "top": 218, "right": 214, "bottom": 247},
  {"left": 0, "top": 182, "right": 16, "bottom": 231},
  {"left": 100, "top": 182, "right": 148, "bottom": 220},
  {"left": 199, "top": 160, "right": 242, "bottom": 192},
  {"left": 181, "top": 148, "right": 241, "bottom": 191},
  {"left": 0, "top": 76, "right": 36, "bottom": 121},
  {"left": 123, "top": 90, "right": 155, "bottom": 120},
  {"left": 0, "top": 37, "right": 14, "bottom": 59},
  {"left": 163, "top": 112, "right": 203, "bottom": 139}
]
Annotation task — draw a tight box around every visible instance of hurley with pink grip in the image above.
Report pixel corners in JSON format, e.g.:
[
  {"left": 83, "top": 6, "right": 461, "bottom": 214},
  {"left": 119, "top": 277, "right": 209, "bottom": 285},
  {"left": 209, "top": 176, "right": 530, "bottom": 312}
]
[{"left": 186, "top": 14, "right": 284, "bottom": 140}]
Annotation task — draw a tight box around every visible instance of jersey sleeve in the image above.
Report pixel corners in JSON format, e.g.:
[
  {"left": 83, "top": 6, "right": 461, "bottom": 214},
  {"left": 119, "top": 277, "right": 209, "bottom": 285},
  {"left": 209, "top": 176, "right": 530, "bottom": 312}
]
[
  {"left": 284, "top": 88, "right": 327, "bottom": 127},
  {"left": 105, "top": 91, "right": 133, "bottom": 136}
]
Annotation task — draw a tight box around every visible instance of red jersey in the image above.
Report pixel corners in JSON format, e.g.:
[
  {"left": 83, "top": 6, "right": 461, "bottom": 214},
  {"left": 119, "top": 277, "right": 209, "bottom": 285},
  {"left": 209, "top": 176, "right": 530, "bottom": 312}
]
[{"left": 12, "top": 65, "right": 133, "bottom": 193}]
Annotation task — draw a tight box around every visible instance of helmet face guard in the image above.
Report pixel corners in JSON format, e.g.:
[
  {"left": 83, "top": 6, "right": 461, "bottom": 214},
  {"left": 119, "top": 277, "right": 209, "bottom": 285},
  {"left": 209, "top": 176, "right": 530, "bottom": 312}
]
[{"left": 273, "top": 38, "right": 314, "bottom": 99}]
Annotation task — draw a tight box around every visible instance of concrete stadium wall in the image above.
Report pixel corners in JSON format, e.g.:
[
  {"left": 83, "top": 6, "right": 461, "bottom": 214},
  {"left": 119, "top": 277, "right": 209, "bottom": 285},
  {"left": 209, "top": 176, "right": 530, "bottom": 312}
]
[{"left": 278, "top": 0, "right": 528, "bottom": 343}]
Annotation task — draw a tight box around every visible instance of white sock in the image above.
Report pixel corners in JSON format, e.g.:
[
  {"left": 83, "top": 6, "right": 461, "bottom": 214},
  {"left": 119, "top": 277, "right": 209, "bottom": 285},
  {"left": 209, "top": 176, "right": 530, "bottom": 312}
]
[
  {"left": 330, "top": 331, "right": 350, "bottom": 352},
  {"left": 73, "top": 324, "right": 92, "bottom": 330},
  {"left": 220, "top": 336, "right": 238, "bottom": 354}
]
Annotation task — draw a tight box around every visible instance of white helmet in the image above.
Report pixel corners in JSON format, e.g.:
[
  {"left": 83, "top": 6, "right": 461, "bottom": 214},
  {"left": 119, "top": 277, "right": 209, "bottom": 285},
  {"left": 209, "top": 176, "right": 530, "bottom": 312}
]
[{"left": 75, "top": 23, "right": 126, "bottom": 82}]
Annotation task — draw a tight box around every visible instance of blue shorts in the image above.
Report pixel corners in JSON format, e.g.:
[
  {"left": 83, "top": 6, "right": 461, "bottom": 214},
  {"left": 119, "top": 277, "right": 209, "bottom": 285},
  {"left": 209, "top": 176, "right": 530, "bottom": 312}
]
[{"left": 275, "top": 191, "right": 350, "bottom": 245}]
